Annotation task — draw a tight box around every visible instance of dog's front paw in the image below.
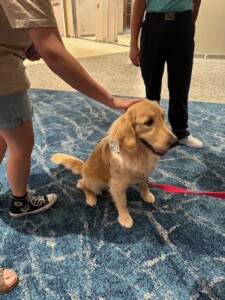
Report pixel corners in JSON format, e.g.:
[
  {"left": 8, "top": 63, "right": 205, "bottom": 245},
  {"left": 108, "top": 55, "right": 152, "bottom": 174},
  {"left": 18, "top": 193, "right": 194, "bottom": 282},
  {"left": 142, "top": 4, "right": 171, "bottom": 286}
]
[
  {"left": 118, "top": 214, "right": 133, "bottom": 228},
  {"left": 86, "top": 197, "right": 97, "bottom": 207},
  {"left": 143, "top": 191, "right": 155, "bottom": 203},
  {"left": 85, "top": 192, "right": 97, "bottom": 206}
]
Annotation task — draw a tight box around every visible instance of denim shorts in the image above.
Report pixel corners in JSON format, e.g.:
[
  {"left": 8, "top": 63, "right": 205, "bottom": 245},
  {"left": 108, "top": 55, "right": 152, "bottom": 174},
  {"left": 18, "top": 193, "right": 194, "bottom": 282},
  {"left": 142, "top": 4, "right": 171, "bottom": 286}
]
[{"left": 0, "top": 90, "right": 34, "bottom": 129}]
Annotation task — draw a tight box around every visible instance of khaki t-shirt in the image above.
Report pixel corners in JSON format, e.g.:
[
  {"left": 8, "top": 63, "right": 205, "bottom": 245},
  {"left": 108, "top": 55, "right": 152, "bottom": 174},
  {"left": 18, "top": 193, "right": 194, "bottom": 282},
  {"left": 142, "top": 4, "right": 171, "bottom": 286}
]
[{"left": 0, "top": 0, "right": 57, "bottom": 96}]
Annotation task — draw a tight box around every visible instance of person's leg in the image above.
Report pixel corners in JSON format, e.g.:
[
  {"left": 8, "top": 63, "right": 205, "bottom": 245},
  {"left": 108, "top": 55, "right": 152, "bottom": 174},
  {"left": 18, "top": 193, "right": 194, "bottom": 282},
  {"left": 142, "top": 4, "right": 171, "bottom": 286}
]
[
  {"left": 1, "top": 121, "right": 58, "bottom": 217},
  {"left": 0, "top": 135, "right": 7, "bottom": 164},
  {"left": 166, "top": 18, "right": 194, "bottom": 139},
  {"left": 140, "top": 19, "right": 166, "bottom": 100},
  {"left": 0, "top": 267, "right": 19, "bottom": 295},
  {"left": 166, "top": 18, "right": 202, "bottom": 148},
  {"left": 0, "top": 90, "right": 57, "bottom": 217},
  {"left": 0, "top": 120, "right": 34, "bottom": 197}
]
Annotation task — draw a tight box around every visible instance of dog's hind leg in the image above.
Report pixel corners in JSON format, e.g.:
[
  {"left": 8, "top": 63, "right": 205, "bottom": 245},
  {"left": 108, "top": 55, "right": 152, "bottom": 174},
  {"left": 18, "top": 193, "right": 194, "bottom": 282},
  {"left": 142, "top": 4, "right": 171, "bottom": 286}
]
[
  {"left": 77, "top": 179, "right": 97, "bottom": 206},
  {"left": 110, "top": 180, "right": 133, "bottom": 228},
  {"left": 139, "top": 181, "right": 155, "bottom": 203}
]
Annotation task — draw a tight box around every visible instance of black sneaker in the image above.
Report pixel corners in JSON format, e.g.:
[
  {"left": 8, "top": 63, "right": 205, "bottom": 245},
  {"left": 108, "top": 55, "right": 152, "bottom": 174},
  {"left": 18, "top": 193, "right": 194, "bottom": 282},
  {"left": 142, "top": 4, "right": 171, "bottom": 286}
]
[{"left": 9, "top": 192, "right": 58, "bottom": 217}]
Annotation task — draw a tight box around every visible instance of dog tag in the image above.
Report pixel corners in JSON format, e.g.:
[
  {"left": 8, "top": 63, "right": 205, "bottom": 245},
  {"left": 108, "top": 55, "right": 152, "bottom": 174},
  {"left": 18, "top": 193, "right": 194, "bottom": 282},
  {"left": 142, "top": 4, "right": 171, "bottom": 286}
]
[{"left": 108, "top": 138, "right": 120, "bottom": 154}]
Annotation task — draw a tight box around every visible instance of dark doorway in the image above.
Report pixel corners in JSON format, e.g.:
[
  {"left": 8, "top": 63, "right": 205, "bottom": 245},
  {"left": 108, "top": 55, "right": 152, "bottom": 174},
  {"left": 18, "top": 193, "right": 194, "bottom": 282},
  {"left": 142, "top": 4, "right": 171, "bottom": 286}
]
[{"left": 123, "top": 0, "right": 132, "bottom": 32}]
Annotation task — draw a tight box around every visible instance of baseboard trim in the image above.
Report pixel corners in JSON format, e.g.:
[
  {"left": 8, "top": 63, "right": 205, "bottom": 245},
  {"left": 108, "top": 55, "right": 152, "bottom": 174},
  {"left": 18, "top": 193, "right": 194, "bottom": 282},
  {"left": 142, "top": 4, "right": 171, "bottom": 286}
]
[{"left": 194, "top": 54, "right": 225, "bottom": 59}]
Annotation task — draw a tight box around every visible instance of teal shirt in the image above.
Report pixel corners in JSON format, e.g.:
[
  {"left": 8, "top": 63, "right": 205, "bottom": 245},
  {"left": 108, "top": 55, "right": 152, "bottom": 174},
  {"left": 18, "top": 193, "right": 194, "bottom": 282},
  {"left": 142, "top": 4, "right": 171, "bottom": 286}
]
[{"left": 146, "top": 0, "right": 193, "bottom": 13}]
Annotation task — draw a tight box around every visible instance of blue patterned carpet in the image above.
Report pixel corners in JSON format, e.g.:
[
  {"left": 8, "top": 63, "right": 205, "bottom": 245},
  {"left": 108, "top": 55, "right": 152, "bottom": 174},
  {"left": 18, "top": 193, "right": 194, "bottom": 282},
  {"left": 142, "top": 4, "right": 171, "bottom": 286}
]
[{"left": 0, "top": 89, "right": 225, "bottom": 300}]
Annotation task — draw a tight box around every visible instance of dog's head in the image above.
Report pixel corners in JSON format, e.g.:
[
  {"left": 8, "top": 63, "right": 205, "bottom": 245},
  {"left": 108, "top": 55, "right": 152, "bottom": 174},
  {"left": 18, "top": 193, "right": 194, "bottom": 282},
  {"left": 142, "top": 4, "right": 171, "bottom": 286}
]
[{"left": 108, "top": 99, "right": 177, "bottom": 156}]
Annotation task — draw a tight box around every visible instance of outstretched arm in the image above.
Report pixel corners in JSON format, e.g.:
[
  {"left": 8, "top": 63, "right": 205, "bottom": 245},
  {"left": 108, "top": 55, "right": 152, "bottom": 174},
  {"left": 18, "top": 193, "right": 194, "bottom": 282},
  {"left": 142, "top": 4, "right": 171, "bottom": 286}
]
[{"left": 27, "top": 27, "right": 142, "bottom": 110}]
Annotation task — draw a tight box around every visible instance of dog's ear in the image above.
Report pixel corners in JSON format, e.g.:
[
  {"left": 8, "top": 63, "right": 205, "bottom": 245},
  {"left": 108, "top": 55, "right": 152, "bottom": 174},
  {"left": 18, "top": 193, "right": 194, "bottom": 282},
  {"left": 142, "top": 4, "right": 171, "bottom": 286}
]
[{"left": 108, "top": 111, "right": 136, "bottom": 151}]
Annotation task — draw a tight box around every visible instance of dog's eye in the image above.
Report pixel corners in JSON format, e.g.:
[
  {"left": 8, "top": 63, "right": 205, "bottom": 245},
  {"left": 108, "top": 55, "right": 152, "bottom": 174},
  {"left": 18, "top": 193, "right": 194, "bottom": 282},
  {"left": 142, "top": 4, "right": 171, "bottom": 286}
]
[{"left": 144, "top": 119, "right": 154, "bottom": 126}]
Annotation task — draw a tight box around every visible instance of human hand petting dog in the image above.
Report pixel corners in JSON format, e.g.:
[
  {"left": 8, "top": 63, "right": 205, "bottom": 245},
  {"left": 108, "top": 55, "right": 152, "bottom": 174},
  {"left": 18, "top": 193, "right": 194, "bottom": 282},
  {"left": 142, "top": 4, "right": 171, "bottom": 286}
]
[{"left": 110, "top": 97, "right": 142, "bottom": 110}]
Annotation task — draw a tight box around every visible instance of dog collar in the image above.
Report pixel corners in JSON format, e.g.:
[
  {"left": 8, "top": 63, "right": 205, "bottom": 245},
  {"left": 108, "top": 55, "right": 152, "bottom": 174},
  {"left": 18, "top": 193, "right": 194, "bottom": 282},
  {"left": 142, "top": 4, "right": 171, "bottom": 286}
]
[{"left": 108, "top": 138, "right": 120, "bottom": 154}]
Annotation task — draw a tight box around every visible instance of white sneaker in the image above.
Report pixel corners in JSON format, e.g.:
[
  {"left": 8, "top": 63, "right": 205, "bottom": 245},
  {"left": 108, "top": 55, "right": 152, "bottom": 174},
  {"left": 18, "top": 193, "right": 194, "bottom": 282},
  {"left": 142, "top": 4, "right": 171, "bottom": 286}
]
[{"left": 178, "top": 134, "right": 203, "bottom": 149}]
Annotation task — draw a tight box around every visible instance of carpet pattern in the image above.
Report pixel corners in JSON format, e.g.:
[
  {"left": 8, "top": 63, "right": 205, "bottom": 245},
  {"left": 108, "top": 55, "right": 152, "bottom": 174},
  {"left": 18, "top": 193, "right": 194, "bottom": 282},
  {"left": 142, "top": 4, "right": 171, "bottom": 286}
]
[{"left": 0, "top": 89, "right": 225, "bottom": 300}]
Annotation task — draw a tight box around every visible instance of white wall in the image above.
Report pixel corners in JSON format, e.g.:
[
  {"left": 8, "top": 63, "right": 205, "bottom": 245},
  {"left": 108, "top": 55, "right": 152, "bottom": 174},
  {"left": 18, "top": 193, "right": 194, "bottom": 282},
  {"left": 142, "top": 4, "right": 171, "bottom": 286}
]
[{"left": 195, "top": 0, "right": 225, "bottom": 56}]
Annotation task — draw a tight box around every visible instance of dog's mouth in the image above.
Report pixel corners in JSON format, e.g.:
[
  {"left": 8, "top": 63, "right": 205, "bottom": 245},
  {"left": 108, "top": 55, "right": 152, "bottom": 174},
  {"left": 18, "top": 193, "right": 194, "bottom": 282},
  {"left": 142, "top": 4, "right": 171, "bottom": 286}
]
[{"left": 140, "top": 139, "right": 167, "bottom": 156}]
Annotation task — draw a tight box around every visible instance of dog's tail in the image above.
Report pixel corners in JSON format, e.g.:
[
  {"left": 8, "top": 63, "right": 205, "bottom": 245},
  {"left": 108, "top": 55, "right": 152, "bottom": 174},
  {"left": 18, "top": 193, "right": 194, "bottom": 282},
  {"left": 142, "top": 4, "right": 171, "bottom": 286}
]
[{"left": 51, "top": 153, "right": 83, "bottom": 174}]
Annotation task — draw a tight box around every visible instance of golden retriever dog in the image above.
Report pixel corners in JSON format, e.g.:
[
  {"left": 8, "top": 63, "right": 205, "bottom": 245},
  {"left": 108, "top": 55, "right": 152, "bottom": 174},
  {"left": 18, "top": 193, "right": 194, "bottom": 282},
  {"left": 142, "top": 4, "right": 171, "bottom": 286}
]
[{"left": 51, "top": 99, "right": 177, "bottom": 228}]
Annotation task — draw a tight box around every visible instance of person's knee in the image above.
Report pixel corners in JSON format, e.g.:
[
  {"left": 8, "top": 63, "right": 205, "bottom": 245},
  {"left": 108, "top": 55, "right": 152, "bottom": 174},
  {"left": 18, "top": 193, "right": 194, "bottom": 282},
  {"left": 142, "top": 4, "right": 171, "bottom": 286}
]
[{"left": 9, "top": 138, "right": 34, "bottom": 159}]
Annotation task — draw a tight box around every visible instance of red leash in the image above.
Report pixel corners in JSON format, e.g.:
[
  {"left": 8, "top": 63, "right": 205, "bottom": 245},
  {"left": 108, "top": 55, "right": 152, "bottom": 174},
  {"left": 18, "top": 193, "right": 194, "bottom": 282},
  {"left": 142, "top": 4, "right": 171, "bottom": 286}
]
[{"left": 147, "top": 180, "right": 225, "bottom": 199}]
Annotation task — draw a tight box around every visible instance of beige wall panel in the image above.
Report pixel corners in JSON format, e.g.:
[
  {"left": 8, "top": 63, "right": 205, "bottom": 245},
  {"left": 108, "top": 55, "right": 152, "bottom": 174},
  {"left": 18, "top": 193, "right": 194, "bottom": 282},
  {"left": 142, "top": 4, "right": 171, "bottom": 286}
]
[
  {"left": 195, "top": 0, "right": 225, "bottom": 56},
  {"left": 95, "top": 0, "right": 107, "bottom": 42},
  {"left": 52, "top": 0, "right": 65, "bottom": 36},
  {"left": 108, "top": 0, "right": 119, "bottom": 42},
  {"left": 75, "top": 0, "right": 95, "bottom": 37},
  {"left": 64, "top": 0, "right": 75, "bottom": 37},
  {"left": 95, "top": 0, "right": 119, "bottom": 43},
  {"left": 118, "top": 0, "right": 124, "bottom": 34}
]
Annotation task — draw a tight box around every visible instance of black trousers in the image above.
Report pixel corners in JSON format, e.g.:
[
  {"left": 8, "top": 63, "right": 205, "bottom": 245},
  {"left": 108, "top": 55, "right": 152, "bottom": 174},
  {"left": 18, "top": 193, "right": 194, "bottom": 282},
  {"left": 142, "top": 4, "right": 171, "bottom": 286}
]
[{"left": 140, "top": 11, "right": 195, "bottom": 139}]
